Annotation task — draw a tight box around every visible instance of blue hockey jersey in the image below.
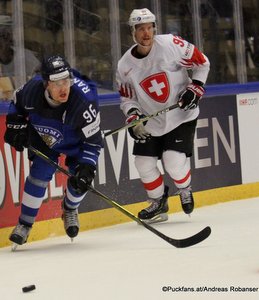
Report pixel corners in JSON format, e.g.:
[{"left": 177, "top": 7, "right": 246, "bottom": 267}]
[{"left": 8, "top": 74, "right": 103, "bottom": 167}]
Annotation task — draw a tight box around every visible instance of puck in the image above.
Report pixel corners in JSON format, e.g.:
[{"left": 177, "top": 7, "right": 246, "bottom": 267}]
[{"left": 22, "top": 285, "right": 36, "bottom": 293}]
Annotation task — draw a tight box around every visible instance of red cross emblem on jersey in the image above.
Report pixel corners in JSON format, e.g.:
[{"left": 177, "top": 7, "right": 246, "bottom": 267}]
[{"left": 140, "top": 72, "right": 170, "bottom": 103}]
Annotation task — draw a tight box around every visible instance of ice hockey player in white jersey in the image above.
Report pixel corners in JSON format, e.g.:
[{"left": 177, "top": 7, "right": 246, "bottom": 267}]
[{"left": 116, "top": 8, "right": 210, "bottom": 223}]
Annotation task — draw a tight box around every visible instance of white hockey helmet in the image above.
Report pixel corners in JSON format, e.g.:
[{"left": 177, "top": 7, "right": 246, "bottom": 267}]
[
  {"left": 128, "top": 8, "right": 156, "bottom": 44},
  {"left": 128, "top": 8, "right": 156, "bottom": 28}
]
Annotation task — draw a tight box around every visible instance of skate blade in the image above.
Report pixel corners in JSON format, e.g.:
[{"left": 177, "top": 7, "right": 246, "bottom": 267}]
[
  {"left": 140, "top": 213, "right": 168, "bottom": 225},
  {"left": 11, "top": 243, "right": 18, "bottom": 252}
]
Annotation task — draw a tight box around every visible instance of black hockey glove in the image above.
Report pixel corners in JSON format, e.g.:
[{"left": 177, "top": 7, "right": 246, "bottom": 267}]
[
  {"left": 178, "top": 82, "right": 205, "bottom": 111},
  {"left": 126, "top": 109, "right": 151, "bottom": 143},
  {"left": 4, "top": 114, "right": 30, "bottom": 152},
  {"left": 68, "top": 163, "right": 96, "bottom": 194}
]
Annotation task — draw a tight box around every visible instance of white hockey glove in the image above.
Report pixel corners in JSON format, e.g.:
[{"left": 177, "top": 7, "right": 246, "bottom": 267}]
[
  {"left": 178, "top": 82, "right": 205, "bottom": 111},
  {"left": 126, "top": 109, "right": 151, "bottom": 143}
]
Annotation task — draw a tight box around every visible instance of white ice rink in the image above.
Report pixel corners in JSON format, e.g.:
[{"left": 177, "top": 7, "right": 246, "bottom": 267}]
[{"left": 0, "top": 197, "right": 259, "bottom": 300}]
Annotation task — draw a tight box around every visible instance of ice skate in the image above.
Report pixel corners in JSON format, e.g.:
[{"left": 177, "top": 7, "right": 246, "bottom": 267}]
[
  {"left": 138, "top": 186, "right": 169, "bottom": 224},
  {"left": 9, "top": 223, "right": 32, "bottom": 251},
  {"left": 61, "top": 201, "right": 79, "bottom": 241},
  {"left": 177, "top": 185, "right": 194, "bottom": 215}
]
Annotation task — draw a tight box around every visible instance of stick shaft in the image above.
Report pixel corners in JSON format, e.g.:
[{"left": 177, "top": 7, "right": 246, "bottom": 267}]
[
  {"left": 104, "top": 103, "right": 179, "bottom": 137},
  {"left": 29, "top": 146, "right": 71, "bottom": 176}
]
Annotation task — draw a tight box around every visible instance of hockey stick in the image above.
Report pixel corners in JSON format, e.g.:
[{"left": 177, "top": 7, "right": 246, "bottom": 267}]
[
  {"left": 104, "top": 103, "right": 179, "bottom": 137},
  {"left": 28, "top": 145, "right": 211, "bottom": 248}
]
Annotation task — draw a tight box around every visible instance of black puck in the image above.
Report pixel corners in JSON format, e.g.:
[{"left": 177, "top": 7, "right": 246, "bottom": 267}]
[{"left": 22, "top": 285, "right": 36, "bottom": 293}]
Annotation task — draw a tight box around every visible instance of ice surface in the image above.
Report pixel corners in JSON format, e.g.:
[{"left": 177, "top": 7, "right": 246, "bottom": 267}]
[{"left": 0, "top": 198, "right": 259, "bottom": 300}]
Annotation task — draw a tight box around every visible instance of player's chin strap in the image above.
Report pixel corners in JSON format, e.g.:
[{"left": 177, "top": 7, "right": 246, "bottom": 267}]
[
  {"left": 28, "top": 145, "right": 211, "bottom": 248},
  {"left": 104, "top": 103, "right": 179, "bottom": 137}
]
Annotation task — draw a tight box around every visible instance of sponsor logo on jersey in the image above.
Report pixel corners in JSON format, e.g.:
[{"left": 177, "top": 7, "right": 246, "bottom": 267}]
[
  {"left": 140, "top": 72, "right": 170, "bottom": 103},
  {"left": 184, "top": 43, "right": 192, "bottom": 57},
  {"left": 82, "top": 112, "right": 100, "bottom": 138},
  {"left": 34, "top": 125, "right": 63, "bottom": 147}
]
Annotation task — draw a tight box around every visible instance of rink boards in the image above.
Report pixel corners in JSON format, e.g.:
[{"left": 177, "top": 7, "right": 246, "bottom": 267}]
[{"left": 0, "top": 92, "right": 259, "bottom": 247}]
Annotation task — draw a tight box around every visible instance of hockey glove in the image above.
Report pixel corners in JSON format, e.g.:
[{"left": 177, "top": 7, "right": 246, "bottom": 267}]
[
  {"left": 4, "top": 114, "right": 30, "bottom": 152},
  {"left": 126, "top": 109, "right": 151, "bottom": 143},
  {"left": 178, "top": 82, "right": 205, "bottom": 111},
  {"left": 68, "top": 163, "right": 96, "bottom": 194}
]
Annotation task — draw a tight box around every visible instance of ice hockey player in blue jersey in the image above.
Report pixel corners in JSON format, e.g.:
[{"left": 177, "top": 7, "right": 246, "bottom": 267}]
[{"left": 4, "top": 55, "right": 103, "bottom": 247}]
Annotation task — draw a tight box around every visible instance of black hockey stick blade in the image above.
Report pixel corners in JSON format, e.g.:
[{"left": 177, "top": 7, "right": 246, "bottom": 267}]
[
  {"left": 104, "top": 103, "right": 179, "bottom": 137},
  {"left": 141, "top": 224, "right": 211, "bottom": 248},
  {"left": 88, "top": 186, "right": 211, "bottom": 248},
  {"left": 28, "top": 145, "right": 211, "bottom": 248}
]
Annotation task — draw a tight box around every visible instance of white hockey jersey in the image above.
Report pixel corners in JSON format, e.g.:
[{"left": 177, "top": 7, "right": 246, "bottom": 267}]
[{"left": 116, "top": 34, "right": 210, "bottom": 136}]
